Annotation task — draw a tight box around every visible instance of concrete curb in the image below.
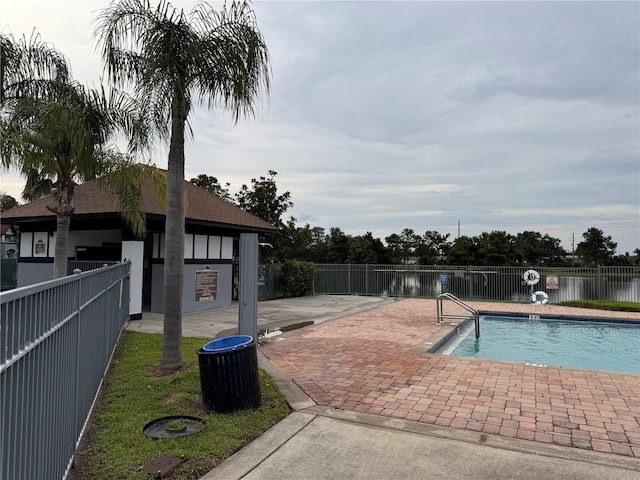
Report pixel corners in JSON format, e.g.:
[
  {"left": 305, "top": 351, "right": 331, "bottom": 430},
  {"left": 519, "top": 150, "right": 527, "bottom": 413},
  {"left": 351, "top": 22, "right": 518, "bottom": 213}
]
[
  {"left": 258, "top": 351, "right": 315, "bottom": 411},
  {"left": 200, "top": 412, "right": 317, "bottom": 480},
  {"left": 303, "top": 405, "right": 640, "bottom": 473}
]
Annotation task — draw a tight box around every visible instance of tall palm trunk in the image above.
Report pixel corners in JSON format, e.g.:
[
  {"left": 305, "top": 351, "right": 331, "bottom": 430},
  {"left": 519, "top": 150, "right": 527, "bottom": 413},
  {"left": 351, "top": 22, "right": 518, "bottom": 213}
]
[
  {"left": 53, "top": 180, "right": 74, "bottom": 278},
  {"left": 53, "top": 214, "right": 70, "bottom": 278},
  {"left": 161, "top": 93, "right": 187, "bottom": 370},
  {"left": 96, "top": 0, "right": 271, "bottom": 371}
]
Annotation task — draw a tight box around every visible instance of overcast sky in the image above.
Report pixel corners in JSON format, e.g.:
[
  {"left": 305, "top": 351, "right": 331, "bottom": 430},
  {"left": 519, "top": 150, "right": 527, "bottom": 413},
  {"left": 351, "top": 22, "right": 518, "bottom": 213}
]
[{"left": 1, "top": 1, "right": 639, "bottom": 254}]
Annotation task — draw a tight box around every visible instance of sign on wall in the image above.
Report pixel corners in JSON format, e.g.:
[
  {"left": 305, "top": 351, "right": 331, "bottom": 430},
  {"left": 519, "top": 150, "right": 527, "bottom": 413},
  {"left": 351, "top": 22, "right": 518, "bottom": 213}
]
[
  {"left": 195, "top": 269, "right": 218, "bottom": 303},
  {"left": 33, "top": 232, "right": 49, "bottom": 257},
  {"left": 546, "top": 274, "right": 559, "bottom": 290},
  {"left": 34, "top": 240, "right": 46, "bottom": 254}
]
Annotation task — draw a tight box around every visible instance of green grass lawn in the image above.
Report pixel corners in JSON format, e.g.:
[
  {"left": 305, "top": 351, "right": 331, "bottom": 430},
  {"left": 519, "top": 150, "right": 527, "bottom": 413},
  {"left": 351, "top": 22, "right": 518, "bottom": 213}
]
[
  {"left": 558, "top": 300, "right": 640, "bottom": 312},
  {"left": 70, "top": 331, "right": 290, "bottom": 480}
]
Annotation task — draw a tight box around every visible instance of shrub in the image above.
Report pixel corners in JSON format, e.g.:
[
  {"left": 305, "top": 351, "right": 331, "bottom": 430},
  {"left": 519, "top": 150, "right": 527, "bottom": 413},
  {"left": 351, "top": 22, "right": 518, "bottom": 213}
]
[
  {"left": 558, "top": 300, "right": 640, "bottom": 312},
  {"left": 281, "top": 260, "right": 316, "bottom": 297}
]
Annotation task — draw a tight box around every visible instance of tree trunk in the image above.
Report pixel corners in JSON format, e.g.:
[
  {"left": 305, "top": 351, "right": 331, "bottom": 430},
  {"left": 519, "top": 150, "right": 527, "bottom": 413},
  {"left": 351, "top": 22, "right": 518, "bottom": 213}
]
[
  {"left": 53, "top": 214, "right": 70, "bottom": 278},
  {"left": 161, "top": 94, "right": 187, "bottom": 371},
  {"left": 53, "top": 179, "right": 74, "bottom": 279}
]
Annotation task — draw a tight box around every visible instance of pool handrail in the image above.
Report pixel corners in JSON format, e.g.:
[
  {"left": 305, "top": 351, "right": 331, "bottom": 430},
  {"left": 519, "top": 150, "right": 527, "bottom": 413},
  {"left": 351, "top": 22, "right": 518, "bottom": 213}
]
[{"left": 437, "top": 293, "right": 480, "bottom": 338}]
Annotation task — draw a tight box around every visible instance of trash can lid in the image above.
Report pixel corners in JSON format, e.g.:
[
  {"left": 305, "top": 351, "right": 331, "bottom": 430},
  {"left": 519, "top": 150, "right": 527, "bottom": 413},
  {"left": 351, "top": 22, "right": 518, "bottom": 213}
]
[{"left": 202, "top": 335, "right": 253, "bottom": 353}]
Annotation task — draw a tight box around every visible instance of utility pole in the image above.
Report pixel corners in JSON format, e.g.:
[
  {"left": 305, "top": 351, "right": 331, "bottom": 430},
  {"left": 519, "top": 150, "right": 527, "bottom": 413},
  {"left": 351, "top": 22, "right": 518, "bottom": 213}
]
[{"left": 572, "top": 233, "right": 575, "bottom": 267}]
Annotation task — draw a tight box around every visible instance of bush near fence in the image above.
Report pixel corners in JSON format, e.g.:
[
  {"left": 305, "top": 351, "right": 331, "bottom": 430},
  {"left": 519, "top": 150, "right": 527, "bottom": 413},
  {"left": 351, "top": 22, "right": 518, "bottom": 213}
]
[{"left": 281, "top": 260, "right": 316, "bottom": 297}]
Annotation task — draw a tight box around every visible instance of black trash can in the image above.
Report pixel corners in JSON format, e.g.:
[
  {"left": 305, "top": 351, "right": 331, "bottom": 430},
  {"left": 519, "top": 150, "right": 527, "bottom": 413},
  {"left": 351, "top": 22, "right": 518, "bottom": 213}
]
[{"left": 197, "top": 335, "right": 261, "bottom": 413}]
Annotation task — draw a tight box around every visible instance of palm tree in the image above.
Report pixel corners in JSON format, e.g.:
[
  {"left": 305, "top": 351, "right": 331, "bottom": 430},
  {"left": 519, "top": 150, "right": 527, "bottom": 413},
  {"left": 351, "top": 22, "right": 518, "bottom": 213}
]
[
  {"left": 96, "top": 0, "right": 270, "bottom": 370},
  {"left": 1, "top": 33, "right": 163, "bottom": 279},
  {"left": 0, "top": 31, "right": 69, "bottom": 103}
]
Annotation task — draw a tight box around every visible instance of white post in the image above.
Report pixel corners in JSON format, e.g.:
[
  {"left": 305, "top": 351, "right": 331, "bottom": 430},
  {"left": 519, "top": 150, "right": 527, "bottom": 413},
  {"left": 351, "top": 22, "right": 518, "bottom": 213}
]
[
  {"left": 121, "top": 240, "right": 144, "bottom": 320},
  {"left": 238, "top": 233, "right": 259, "bottom": 339}
]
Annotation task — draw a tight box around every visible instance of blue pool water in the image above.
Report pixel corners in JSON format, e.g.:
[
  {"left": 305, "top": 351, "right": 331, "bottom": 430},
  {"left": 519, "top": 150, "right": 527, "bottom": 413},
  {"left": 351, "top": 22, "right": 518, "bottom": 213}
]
[{"left": 446, "top": 316, "right": 640, "bottom": 374}]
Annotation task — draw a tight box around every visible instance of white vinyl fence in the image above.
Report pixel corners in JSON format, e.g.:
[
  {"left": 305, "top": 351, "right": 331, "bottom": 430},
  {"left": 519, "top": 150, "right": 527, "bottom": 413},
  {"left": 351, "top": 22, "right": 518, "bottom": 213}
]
[{"left": 0, "top": 263, "right": 130, "bottom": 480}]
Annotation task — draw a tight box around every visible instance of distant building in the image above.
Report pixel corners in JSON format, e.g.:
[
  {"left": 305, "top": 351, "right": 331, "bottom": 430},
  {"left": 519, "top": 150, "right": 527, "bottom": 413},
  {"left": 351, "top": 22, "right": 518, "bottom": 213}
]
[
  {"left": 404, "top": 256, "right": 418, "bottom": 265},
  {"left": 1, "top": 176, "right": 277, "bottom": 318}
]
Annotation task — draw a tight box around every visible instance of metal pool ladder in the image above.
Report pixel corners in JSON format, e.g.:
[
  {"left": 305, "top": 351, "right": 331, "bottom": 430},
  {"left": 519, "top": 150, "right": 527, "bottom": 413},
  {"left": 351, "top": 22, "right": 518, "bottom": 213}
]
[{"left": 436, "top": 293, "right": 480, "bottom": 338}]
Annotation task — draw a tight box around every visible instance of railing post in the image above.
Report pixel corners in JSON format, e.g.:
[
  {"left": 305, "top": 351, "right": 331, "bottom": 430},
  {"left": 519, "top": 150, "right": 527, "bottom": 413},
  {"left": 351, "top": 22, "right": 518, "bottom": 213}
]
[
  {"left": 74, "top": 270, "right": 82, "bottom": 466},
  {"left": 103, "top": 268, "right": 110, "bottom": 367},
  {"left": 312, "top": 265, "right": 316, "bottom": 295},
  {"left": 597, "top": 265, "right": 602, "bottom": 300},
  {"left": 437, "top": 292, "right": 480, "bottom": 337},
  {"left": 365, "top": 264, "right": 369, "bottom": 295}
]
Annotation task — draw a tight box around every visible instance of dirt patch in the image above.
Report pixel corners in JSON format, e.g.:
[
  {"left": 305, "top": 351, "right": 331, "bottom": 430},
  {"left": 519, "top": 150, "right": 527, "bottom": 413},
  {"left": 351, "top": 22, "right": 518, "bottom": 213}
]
[
  {"left": 148, "top": 361, "right": 196, "bottom": 378},
  {"left": 67, "top": 418, "right": 99, "bottom": 480},
  {"left": 68, "top": 333, "right": 130, "bottom": 480}
]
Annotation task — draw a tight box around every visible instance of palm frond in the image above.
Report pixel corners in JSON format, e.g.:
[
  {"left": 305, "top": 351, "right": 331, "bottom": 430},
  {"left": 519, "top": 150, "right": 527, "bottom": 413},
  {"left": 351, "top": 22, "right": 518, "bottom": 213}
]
[
  {"left": 95, "top": 0, "right": 271, "bottom": 135},
  {"left": 1, "top": 30, "right": 71, "bottom": 102},
  {"left": 21, "top": 168, "right": 54, "bottom": 201},
  {"left": 95, "top": 156, "right": 166, "bottom": 237}
]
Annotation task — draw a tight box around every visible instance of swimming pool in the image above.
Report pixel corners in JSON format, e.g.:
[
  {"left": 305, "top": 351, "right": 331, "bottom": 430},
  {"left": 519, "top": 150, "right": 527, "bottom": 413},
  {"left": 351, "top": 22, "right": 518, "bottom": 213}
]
[{"left": 440, "top": 315, "right": 640, "bottom": 374}]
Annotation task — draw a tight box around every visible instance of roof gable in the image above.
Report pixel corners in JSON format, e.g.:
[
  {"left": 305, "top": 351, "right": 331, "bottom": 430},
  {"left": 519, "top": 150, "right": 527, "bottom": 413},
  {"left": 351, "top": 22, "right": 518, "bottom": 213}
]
[{"left": 0, "top": 177, "right": 277, "bottom": 233}]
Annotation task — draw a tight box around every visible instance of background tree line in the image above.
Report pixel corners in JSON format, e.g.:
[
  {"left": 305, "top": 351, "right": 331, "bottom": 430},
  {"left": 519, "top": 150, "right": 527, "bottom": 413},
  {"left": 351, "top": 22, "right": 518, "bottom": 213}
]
[
  {"left": 190, "top": 172, "right": 640, "bottom": 267},
  {"left": 4, "top": 171, "right": 638, "bottom": 268}
]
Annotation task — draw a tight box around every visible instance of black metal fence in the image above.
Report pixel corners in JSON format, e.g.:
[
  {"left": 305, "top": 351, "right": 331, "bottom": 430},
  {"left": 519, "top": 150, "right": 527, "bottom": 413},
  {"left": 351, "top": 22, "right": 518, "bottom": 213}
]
[
  {"left": 311, "top": 264, "right": 640, "bottom": 303},
  {"left": 258, "top": 263, "right": 284, "bottom": 300},
  {"left": 0, "top": 258, "right": 17, "bottom": 291}
]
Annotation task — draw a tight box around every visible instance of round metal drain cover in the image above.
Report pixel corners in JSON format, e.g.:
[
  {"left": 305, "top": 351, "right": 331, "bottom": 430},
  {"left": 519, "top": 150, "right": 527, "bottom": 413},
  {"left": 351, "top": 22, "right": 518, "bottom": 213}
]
[{"left": 143, "top": 415, "right": 205, "bottom": 439}]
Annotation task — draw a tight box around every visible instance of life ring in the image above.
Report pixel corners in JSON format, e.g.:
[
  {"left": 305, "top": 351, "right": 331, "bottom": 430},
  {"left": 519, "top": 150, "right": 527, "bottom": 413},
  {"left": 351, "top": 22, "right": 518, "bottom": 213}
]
[
  {"left": 531, "top": 291, "right": 549, "bottom": 305},
  {"left": 522, "top": 269, "right": 540, "bottom": 286}
]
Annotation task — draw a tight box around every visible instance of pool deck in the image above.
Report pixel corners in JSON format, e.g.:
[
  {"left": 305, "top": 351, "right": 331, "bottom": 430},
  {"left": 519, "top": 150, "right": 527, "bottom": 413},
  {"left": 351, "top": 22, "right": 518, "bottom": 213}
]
[{"left": 260, "top": 298, "right": 640, "bottom": 459}]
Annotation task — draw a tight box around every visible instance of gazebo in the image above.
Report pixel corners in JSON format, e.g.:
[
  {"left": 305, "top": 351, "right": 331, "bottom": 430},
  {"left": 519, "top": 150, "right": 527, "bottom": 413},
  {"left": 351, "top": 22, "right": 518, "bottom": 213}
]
[{"left": 1, "top": 176, "right": 277, "bottom": 323}]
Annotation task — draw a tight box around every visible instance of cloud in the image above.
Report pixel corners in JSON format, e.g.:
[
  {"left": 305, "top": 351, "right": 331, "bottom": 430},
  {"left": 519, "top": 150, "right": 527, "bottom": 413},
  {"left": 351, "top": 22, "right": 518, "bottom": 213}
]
[
  {"left": 1, "top": 0, "right": 638, "bottom": 254},
  {"left": 495, "top": 205, "right": 639, "bottom": 219}
]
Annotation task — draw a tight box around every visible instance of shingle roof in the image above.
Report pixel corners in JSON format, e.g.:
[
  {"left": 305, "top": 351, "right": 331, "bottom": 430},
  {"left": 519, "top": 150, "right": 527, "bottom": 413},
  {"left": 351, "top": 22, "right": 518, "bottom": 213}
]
[{"left": 0, "top": 177, "right": 277, "bottom": 233}]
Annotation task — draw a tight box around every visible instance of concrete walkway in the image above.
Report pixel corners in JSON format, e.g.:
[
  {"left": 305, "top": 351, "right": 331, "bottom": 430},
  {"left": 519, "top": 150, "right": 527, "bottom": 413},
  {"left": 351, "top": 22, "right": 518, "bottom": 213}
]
[
  {"left": 203, "top": 408, "right": 639, "bottom": 480},
  {"left": 125, "top": 295, "right": 393, "bottom": 339},
  {"left": 128, "top": 296, "right": 640, "bottom": 479}
]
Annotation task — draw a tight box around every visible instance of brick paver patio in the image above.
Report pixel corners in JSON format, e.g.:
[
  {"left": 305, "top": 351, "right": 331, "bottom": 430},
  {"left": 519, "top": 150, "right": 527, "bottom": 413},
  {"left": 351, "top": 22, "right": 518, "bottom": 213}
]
[{"left": 260, "top": 299, "right": 640, "bottom": 458}]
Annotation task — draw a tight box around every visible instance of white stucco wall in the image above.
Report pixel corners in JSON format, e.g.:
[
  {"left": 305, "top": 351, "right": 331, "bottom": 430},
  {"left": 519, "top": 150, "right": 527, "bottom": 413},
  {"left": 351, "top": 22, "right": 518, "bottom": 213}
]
[
  {"left": 18, "top": 230, "right": 121, "bottom": 258},
  {"left": 67, "top": 230, "right": 122, "bottom": 253},
  {"left": 121, "top": 241, "right": 144, "bottom": 318},
  {"left": 152, "top": 233, "right": 234, "bottom": 260},
  {"left": 18, "top": 231, "right": 54, "bottom": 258},
  {"left": 208, "top": 236, "right": 221, "bottom": 259}
]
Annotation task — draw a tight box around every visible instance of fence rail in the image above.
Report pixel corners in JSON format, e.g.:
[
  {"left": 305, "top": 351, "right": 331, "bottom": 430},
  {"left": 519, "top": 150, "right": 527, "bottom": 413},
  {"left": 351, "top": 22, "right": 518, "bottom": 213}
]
[
  {"left": 312, "top": 264, "right": 640, "bottom": 303},
  {"left": 0, "top": 263, "right": 130, "bottom": 480},
  {"left": 67, "top": 260, "right": 119, "bottom": 275},
  {"left": 258, "top": 263, "right": 284, "bottom": 301}
]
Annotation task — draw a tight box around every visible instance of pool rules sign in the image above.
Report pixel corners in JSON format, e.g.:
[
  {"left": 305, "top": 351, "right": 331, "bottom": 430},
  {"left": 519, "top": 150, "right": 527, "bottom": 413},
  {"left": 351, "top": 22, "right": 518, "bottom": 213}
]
[
  {"left": 195, "top": 269, "right": 218, "bottom": 302},
  {"left": 546, "top": 274, "right": 559, "bottom": 290}
]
